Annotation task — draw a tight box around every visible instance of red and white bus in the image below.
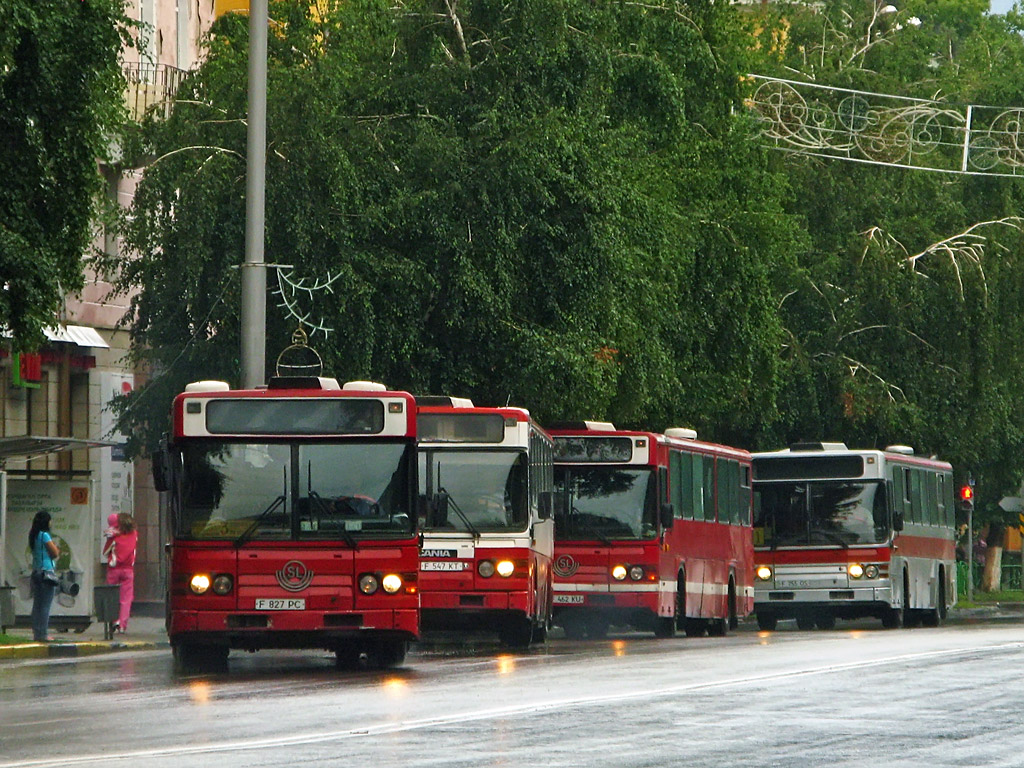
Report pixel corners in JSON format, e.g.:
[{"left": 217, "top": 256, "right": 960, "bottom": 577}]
[
  {"left": 156, "top": 377, "right": 420, "bottom": 670},
  {"left": 752, "top": 442, "right": 957, "bottom": 630},
  {"left": 416, "top": 397, "right": 554, "bottom": 647},
  {"left": 550, "top": 423, "right": 754, "bottom": 639}
]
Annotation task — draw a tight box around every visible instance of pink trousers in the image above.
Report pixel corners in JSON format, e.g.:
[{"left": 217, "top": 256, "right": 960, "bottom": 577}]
[{"left": 106, "top": 565, "right": 134, "bottom": 630}]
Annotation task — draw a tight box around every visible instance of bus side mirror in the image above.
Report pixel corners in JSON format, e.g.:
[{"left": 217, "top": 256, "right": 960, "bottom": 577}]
[
  {"left": 152, "top": 449, "right": 169, "bottom": 493},
  {"left": 538, "top": 491, "right": 553, "bottom": 520},
  {"left": 893, "top": 511, "right": 904, "bottom": 532},
  {"left": 660, "top": 503, "right": 675, "bottom": 530}
]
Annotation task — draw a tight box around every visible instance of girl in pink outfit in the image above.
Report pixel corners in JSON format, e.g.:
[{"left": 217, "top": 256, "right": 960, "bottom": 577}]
[
  {"left": 103, "top": 513, "right": 138, "bottom": 632},
  {"left": 102, "top": 514, "right": 119, "bottom": 564}
]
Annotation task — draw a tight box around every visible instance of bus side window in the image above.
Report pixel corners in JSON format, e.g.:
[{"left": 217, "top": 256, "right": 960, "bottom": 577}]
[
  {"left": 703, "top": 457, "right": 716, "bottom": 522},
  {"left": 692, "top": 454, "right": 705, "bottom": 521},
  {"left": 741, "top": 465, "right": 752, "bottom": 526}
]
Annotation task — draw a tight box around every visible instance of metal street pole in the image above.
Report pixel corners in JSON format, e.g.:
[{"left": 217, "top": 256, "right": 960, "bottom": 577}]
[
  {"left": 241, "top": 0, "right": 268, "bottom": 389},
  {"left": 968, "top": 505, "right": 974, "bottom": 603}
]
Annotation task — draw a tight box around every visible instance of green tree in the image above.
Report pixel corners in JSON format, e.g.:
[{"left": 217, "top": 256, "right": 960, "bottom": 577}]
[
  {"left": 750, "top": 1, "right": 1024, "bottom": 532},
  {"left": 0, "top": 1, "right": 134, "bottom": 348},
  {"left": 111, "top": 0, "right": 802, "bottom": 456}
]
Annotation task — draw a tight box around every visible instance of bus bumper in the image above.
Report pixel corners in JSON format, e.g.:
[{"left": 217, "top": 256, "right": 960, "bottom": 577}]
[
  {"left": 168, "top": 608, "right": 418, "bottom": 649},
  {"left": 754, "top": 584, "right": 894, "bottom": 620}
]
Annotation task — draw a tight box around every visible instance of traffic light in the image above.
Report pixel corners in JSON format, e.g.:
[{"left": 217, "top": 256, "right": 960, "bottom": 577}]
[{"left": 960, "top": 485, "right": 974, "bottom": 510}]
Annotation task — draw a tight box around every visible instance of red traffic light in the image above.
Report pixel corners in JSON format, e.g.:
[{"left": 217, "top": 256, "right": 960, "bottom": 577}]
[{"left": 960, "top": 485, "right": 974, "bottom": 502}]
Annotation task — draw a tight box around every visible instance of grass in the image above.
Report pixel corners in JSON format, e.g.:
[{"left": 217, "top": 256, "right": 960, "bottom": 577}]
[
  {"left": 0, "top": 632, "right": 33, "bottom": 646},
  {"left": 956, "top": 589, "right": 1024, "bottom": 608}
]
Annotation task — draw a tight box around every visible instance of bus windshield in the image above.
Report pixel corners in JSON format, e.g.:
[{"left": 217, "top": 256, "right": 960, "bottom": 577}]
[
  {"left": 554, "top": 467, "right": 657, "bottom": 542},
  {"left": 418, "top": 450, "right": 529, "bottom": 533},
  {"left": 178, "top": 441, "right": 414, "bottom": 540},
  {"left": 754, "top": 480, "right": 890, "bottom": 547}
]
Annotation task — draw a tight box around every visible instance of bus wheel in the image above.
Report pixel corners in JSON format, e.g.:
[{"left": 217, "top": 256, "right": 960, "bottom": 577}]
[
  {"left": 707, "top": 617, "right": 728, "bottom": 637},
  {"left": 334, "top": 642, "right": 364, "bottom": 670},
  {"left": 173, "top": 643, "right": 228, "bottom": 674},
  {"left": 586, "top": 618, "right": 609, "bottom": 640},
  {"left": 881, "top": 606, "right": 903, "bottom": 629},
  {"left": 372, "top": 640, "right": 408, "bottom": 669},
  {"left": 756, "top": 613, "right": 778, "bottom": 631},
  {"left": 653, "top": 616, "right": 676, "bottom": 638},
  {"left": 533, "top": 619, "right": 549, "bottom": 644},
  {"left": 815, "top": 615, "right": 836, "bottom": 630},
  {"left": 561, "top": 616, "right": 586, "bottom": 640},
  {"left": 795, "top": 616, "right": 815, "bottom": 631},
  {"left": 684, "top": 619, "right": 707, "bottom": 638},
  {"left": 499, "top": 617, "right": 535, "bottom": 648}
]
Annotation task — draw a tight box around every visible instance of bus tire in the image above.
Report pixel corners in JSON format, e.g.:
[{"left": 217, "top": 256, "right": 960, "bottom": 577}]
[
  {"left": 334, "top": 642, "right": 365, "bottom": 670},
  {"left": 586, "top": 618, "right": 609, "bottom": 640},
  {"left": 499, "top": 617, "right": 535, "bottom": 648},
  {"left": 562, "top": 616, "right": 586, "bottom": 640},
  {"left": 684, "top": 618, "right": 707, "bottom": 638},
  {"left": 815, "top": 614, "right": 836, "bottom": 630},
  {"left": 795, "top": 616, "right": 815, "bottom": 631},
  {"left": 756, "top": 613, "right": 778, "bottom": 631},
  {"left": 372, "top": 640, "right": 408, "bottom": 669},
  {"left": 654, "top": 616, "right": 676, "bottom": 638},
  {"left": 173, "top": 643, "right": 228, "bottom": 673},
  {"left": 707, "top": 617, "right": 728, "bottom": 637}
]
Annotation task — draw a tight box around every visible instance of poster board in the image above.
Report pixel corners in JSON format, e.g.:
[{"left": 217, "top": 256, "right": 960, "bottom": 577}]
[{"left": 4, "top": 479, "right": 96, "bottom": 630}]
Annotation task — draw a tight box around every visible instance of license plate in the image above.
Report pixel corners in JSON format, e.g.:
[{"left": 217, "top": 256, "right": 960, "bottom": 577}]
[
  {"left": 553, "top": 594, "right": 585, "bottom": 604},
  {"left": 421, "top": 561, "right": 466, "bottom": 571},
  {"left": 254, "top": 598, "right": 306, "bottom": 610}
]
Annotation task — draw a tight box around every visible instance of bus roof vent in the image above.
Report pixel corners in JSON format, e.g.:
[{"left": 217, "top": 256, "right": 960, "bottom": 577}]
[
  {"left": 665, "top": 427, "right": 698, "bottom": 440},
  {"left": 185, "top": 380, "right": 231, "bottom": 393},
  {"left": 342, "top": 380, "right": 387, "bottom": 392},
  {"left": 885, "top": 444, "right": 915, "bottom": 455},
  {"left": 417, "top": 395, "right": 475, "bottom": 408},
  {"left": 789, "top": 441, "right": 848, "bottom": 452},
  {"left": 267, "top": 376, "right": 340, "bottom": 390}
]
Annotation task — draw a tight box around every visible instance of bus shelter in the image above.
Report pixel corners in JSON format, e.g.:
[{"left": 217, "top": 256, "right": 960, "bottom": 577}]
[{"left": 0, "top": 436, "right": 116, "bottom": 632}]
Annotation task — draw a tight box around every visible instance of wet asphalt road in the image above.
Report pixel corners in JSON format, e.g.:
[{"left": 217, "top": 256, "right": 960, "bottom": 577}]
[{"left": 2, "top": 620, "right": 1024, "bottom": 768}]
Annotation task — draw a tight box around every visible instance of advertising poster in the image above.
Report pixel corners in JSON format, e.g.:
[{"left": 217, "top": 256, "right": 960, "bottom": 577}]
[{"left": 4, "top": 479, "right": 95, "bottom": 628}]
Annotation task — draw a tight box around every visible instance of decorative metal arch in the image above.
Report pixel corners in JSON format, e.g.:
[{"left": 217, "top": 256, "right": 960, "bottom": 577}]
[{"left": 746, "top": 74, "right": 1024, "bottom": 177}]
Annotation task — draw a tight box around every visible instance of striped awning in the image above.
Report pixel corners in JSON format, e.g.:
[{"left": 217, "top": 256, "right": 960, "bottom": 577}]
[{"left": 42, "top": 325, "right": 109, "bottom": 349}]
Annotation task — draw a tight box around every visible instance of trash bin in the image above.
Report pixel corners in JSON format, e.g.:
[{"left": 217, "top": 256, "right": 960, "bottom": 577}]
[
  {"left": 0, "top": 585, "right": 14, "bottom": 633},
  {"left": 94, "top": 584, "right": 120, "bottom": 640}
]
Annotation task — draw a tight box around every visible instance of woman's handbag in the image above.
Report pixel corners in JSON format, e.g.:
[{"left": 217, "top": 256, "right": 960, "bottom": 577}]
[{"left": 41, "top": 569, "right": 60, "bottom": 586}]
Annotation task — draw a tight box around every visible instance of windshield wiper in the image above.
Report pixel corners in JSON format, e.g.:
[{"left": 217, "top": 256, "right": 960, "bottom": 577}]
[
  {"left": 234, "top": 494, "right": 287, "bottom": 549},
  {"left": 438, "top": 487, "right": 481, "bottom": 538},
  {"left": 309, "top": 490, "right": 359, "bottom": 548},
  {"left": 811, "top": 528, "right": 849, "bottom": 548}
]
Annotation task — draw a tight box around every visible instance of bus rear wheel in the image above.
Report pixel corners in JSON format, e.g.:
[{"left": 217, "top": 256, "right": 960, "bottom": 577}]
[
  {"left": 795, "top": 616, "right": 815, "bottom": 631},
  {"left": 499, "top": 617, "right": 535, "bottom": 648},
  {"left": 684, "top": 619, "right": 707, "bottom": 637},
  {"left": 371, "top": 640, "right": 409, "bottom": 669},
  {"left": 756, "top": 613, "right": 778, "bottom": 631},
  {"left": 922, "top": 576, "right": 946, "bottom": 628},
  {"left": 815, "top": 615, "right": 836, "bottom": 630}
]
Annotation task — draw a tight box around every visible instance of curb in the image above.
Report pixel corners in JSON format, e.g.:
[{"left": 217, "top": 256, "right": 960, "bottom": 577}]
[{"left": 0, "top": 639, "right": 169, "bottom": 661}]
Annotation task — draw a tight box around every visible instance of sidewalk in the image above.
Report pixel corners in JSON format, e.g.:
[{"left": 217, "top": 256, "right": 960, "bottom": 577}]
[{"left": 0, "top": 614, "right": 169, "bottom": 661}]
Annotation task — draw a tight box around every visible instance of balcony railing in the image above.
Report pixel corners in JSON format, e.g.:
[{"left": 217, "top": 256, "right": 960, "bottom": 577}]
[{"left": 123, "top": 62, "right": 186, "bottom": 121}]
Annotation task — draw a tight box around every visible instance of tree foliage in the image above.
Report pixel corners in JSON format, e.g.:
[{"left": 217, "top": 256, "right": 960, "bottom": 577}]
[
  {"left": 0, "top": 0, "right": 134, "bottom": 348},
  {"left": 112, "top": 0, "right": 801, "bottom": 456},
  {"left": 750, "top": 0, "right": 1024, "bottom": 521}
]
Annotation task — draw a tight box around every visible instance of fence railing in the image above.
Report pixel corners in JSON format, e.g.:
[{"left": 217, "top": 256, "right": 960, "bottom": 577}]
[
  {"left": 122, "top": 62, "right": 186, "bottom": 121},
  {"left": 956, "top": 561, "right": 1022, "bottom": 598}
]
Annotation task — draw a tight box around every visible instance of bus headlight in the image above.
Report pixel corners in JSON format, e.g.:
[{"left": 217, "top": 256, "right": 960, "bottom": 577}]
[
  {"left": 496, "top": 560, "right": 515, "bottom": 578},
  {"left": 612, "top": 565, "right": 627, "bottom": 581},
  {"left": 212, "top": 574, "right": 233, "bottom": 595},
  {"left": 629, "top": 566, "right": 644, "bottom": 581},
  {"left": 848, "top": 563, "right": 865, "bottom": 579},
  {"left": 865, "top": 565, "right": 879, "bottom": 579},
  {"left": 478, "top": 560, "right": 496, "bottom": 578},
  {"left": 190, "top": 574, "right": 211, "bottom": 594},
  {"left": 382, "top": 574, "right": 403, "bottom": 594},
  {"left": 359, "top": 574, "right": 380, "bottom": 594},
  {"left": 756, "top": 566, "right": 773, "bottom": 581}
]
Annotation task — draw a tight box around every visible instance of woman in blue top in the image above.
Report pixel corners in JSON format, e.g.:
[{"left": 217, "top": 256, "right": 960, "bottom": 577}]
[{"left": 29, "top": 511, "right": 60, "bottom": 642}]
